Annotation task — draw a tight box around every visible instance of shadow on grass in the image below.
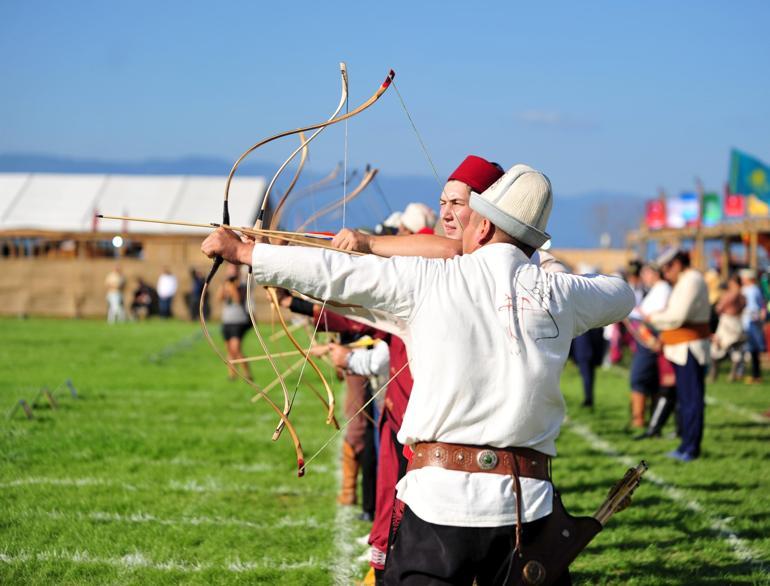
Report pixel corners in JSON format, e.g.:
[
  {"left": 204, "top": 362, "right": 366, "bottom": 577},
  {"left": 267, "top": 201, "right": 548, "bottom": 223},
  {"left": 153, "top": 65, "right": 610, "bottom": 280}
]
[{"left": 572, "top": 557, "right": 766, "bottom": 585}]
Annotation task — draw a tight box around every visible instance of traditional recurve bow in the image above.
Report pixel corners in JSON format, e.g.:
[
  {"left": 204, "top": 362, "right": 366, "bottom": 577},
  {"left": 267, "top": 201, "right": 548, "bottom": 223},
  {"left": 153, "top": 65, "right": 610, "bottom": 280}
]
[
  {"left": 198, "top": 66, "right": 395, "bottom": 472},
  {"left": 295, "top": 166, "right": 379, "bottom": 232},
  {"left": 250, "top": 64, "right": 348, "bottom": 439}
]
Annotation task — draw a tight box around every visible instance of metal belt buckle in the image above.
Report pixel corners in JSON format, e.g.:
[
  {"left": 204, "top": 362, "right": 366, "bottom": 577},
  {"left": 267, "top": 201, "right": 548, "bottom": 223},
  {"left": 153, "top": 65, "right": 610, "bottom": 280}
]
[{"left": 476, "top": 449, "right": 498, "bottom": 470}]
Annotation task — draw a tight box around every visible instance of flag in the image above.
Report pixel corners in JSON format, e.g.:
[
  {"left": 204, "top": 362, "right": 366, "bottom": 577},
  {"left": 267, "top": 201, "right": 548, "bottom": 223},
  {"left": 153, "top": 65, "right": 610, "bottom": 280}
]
[
  {"left": 724, "top": 183, "right": 746, "bottom": 218},
  {"left": 702, "top": 192, "right": 722, "bottom": 226},
  {"left": 679, "top": 192, "right": 699, "bottom": 226},
  {"left": 729, "top": 149, "right": 770, "bottom": 205},
  {"left": 666, "top": 196, "right": 687, "bottom": 228},
  {"left": 645, "top": 200, "right": 666, "bottom": 229},
  {"left": 747, "top": 195, "right": 770, "bottom": 217}
]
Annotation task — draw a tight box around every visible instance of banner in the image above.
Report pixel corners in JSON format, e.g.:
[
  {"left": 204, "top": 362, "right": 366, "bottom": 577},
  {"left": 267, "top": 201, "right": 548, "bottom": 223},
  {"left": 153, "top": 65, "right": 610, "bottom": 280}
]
[
  {"left": 679, "top": 192, "right": 699, "bottom": 226},
  {"left": 666, "top": 196, "right": 687, "bottom": 228},
  {"left": 729, "top": 149, "right": 770, "bottom": 205},
  {"left": 747, "top": 195, "right": 770, "bottom": 217},
  {"left": 724, "top": 191, "right": 746, "bottom": 218},
  {"left": 701, "top": 192, "right": 722, "bottom": 226},
  {"left": 645, "top": 199, "right": 666, "bottom": 229}
]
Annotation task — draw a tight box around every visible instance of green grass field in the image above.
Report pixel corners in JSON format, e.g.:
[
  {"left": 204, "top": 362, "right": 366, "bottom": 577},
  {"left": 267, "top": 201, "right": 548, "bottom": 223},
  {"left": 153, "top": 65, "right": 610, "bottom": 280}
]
[{"left": 1, "top": 318, "right": 768, "bottom": 585}]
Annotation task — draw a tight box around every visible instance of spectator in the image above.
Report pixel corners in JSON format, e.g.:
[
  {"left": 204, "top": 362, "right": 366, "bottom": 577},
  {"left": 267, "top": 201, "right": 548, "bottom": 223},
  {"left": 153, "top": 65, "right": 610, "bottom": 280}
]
[
  {"left": 710, "top": 275, "right": 746, "bottom": 382},
  {"left": 188, "top": 268, "right": 207, "bottom": 320},
  {"left": 740, "top": 269, "right": 767, "bottom": 384},
  {"left": 628, "top": 264, "right": 671, "bottom": 429},
  {"left": 220, "top": 264, "right": 251, "bottom": 381},
  {"left": 104, "top": 265, "right": 126, "bottom": 324},
  {"left": 399, "top": 202, "right": 437, "bottom": 235},
  {"left": 130, "top": 278, "right": 155, "bottom": 320},
  {"left": 157, "top": 267, "right": 178, "bottom": 318}
]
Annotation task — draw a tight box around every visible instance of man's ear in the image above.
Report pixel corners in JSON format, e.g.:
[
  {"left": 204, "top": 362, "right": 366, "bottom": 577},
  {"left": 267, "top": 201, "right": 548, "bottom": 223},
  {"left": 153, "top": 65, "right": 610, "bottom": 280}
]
[{"left": 477, "top": 217, "right": 495, "bottom": 246}]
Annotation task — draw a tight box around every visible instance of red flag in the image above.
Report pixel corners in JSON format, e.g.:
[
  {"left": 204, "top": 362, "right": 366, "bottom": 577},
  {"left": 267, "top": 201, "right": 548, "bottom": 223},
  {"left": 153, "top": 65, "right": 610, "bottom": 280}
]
[{"left": 645, "top": 200, "right": 666, "bottom": 229}]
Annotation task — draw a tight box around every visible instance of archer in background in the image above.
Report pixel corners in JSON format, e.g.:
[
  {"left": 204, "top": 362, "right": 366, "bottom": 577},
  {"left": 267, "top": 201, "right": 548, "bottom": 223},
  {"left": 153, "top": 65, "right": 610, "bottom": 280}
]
[{"left": 219, "top": 264, "right": 252, "bottom": 382}]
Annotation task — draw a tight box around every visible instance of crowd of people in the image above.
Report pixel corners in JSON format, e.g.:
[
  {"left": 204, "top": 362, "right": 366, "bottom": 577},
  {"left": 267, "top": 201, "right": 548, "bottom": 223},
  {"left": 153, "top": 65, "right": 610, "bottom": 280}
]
[
  {"left": 202, "top": 155, "right": 638, "bottom": 585},
  {"left": 571, "top": 252, "right": 769, "bottom": 462},
  {"left": 102, "top": 266, "right": 210, "bottom": 323},
  {"left": 104, "top": 153, "right": 768, "bottom": 584}
]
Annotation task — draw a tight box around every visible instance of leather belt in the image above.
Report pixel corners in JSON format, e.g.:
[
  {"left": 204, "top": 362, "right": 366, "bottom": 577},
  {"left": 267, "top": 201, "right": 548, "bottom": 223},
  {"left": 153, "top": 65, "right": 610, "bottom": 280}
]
[
  {"left": 659, "top": 322, "right": 710, "bottom": 345},
  {"left": 408, "top": 442, "right": 551, "bottom": 481}
]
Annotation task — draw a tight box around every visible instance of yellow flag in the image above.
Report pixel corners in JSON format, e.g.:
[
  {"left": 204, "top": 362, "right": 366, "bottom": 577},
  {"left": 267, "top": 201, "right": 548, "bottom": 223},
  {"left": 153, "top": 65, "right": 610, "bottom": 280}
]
[{"left": 747, "top": 195, "right": 769, "bottom": 217}]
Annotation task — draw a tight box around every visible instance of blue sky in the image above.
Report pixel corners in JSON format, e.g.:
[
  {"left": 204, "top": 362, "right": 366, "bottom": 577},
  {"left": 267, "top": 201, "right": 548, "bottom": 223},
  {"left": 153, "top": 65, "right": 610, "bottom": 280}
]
[{"left": 1, "top": 0, "right": 769, "bottom": 196}]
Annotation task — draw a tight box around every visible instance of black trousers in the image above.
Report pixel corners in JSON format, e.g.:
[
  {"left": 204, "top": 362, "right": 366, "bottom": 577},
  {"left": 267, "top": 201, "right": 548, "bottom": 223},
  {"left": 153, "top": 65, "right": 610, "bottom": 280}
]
[{"left": 384, "top": 506, "right": 572, "bottom": 585}]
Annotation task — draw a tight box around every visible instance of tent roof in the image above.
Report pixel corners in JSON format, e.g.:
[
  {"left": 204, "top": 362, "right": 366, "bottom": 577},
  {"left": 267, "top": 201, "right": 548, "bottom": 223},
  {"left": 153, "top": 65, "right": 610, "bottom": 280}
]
[{"left": 0, "top": 173, "right": 266, "bottom": 235}]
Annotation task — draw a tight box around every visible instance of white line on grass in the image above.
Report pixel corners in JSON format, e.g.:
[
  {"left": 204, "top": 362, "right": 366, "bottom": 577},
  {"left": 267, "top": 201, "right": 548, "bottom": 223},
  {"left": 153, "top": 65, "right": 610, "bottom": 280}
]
[
  {"left": 31, "top": 509, "right": 322, "bottom": 530},
  {"left": 0, "top": 477, "right": 136, "bottom": 491},
  {"left": 331, "top": 434, "right": 365, "bottom": 585},
  {"left": 704, "top": 396, "right": 769, "bottom": 424},
  {"left": 0, "top": 549, "right": 324, "bottom": 573},
  {"left": 0, "top": 476, "right": 327, "bottom": 496},
  {"left": 567, "top": 421, "right": 765, "bottom": 569}
]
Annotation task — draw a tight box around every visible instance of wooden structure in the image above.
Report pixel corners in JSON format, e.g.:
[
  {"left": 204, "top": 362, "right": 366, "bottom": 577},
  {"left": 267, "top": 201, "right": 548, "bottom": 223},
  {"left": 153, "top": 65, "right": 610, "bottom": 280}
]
[
  {"left": 0, "top": 172, "right": 272, "bottom": 318},
  {"left": 627, "top": 217, "right": 770, "bottom": 277}
]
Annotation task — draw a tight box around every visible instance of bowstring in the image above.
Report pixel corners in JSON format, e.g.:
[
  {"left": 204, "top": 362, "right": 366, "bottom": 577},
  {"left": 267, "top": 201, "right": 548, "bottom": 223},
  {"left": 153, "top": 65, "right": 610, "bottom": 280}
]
[
  {"left": 299, "top": 78, "right": 445, "bottom": 474},
  {"left": 300, "top": 359, "right": 411, "bottom": 474},
  {"left": 290, "top": 74, "right": 351, "bottom": 412},
  {"left": 391, "top": 79, "right": 443, "bottom": 190}
]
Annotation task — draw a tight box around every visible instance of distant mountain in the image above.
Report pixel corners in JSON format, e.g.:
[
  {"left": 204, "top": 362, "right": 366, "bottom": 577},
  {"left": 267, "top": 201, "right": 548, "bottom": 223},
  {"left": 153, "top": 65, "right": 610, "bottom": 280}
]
[
  {"left": 550, "top": 190, "right": 646, "bottom": 249},
  {"left": 0, "top": 153, "right": 646, "bottom": 248},
  {"left": 0, "top": 152, "right": 276, "bottom": 177}
]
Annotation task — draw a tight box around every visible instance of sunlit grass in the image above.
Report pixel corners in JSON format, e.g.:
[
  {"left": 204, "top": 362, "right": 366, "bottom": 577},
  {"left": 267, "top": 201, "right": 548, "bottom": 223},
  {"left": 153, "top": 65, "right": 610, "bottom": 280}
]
[{"left": 1, "top": 318, "right": 768, "bottom": 584}]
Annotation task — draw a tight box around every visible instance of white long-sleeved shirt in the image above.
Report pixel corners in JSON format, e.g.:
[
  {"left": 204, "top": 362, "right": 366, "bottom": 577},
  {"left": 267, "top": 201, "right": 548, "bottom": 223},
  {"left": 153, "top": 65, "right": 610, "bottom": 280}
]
[
  {"left": 347, "top": 341, "right": 390, "bottom": 381},
  {"left": 251, "top": 242, "right": 634, "bottom": 526},
  {"left": 648, "top": 269, "right": 710, "bottom": 366},
  {"left": 629, "top": 279, "right": 671, "bottom": 320},
  {"left": 157, "top": 273, "right": 178, "bottom": 299}
]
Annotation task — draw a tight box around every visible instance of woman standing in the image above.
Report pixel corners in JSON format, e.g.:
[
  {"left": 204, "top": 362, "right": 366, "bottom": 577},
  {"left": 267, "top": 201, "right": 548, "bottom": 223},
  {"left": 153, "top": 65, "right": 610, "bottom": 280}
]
[{"left": 220, "top": 264, "right": 252, "bottom": 381}]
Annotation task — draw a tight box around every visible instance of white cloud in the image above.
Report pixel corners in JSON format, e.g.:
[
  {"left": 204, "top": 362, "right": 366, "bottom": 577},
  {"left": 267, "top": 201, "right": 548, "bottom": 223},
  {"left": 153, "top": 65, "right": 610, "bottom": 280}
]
[{"left": 515, "top": 110, "right": 597, "bottom": 130}]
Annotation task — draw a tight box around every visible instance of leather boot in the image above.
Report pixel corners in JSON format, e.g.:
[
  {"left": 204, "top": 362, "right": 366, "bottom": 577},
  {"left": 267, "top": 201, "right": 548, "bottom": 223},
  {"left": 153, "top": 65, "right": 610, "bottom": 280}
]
[
  {"left": 635, "top": 392, "right": 675, "bottom": 440},
  {"left": 338, "top": 441, "right": 359, "bottom": 505},
  {"left": 630, "top": 392, "right": 646, "bottom": 429}
]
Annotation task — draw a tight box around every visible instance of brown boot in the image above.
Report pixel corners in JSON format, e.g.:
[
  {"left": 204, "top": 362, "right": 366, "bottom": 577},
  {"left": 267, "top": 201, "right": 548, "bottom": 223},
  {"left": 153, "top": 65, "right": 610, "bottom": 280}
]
[
  {"left": 630, "top": 392, "right": 646, "bottom": 429},
  {"left": 338, "top": 441, "right": 359, "bottom": 505}
]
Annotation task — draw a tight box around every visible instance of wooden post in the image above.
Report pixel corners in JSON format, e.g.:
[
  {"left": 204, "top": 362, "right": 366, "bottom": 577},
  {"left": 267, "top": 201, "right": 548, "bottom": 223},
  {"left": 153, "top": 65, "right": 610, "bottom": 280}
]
[
  {"left": 694, "top": 234, "right": 705, "bottom": 271},
  {"left": 749, "top": 229, "right": 758, "bottom": 271},
  {"left": 721, "top": 237, "right": 730, "bottom": 279}
]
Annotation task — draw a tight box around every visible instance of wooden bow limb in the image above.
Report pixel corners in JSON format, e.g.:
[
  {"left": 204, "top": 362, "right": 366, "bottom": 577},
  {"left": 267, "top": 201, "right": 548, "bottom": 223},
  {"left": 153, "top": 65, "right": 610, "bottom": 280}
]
[
  {"left": 224, "top": 67, "right": 394, "bottom": 230},
  {"left": 295, "top": 167, "right": 379, "bottom": 232},
  {"left": 269, "top": 322, "right": 303, "bottom": 342},
  {"left": 251, "top": 352, "right": 341, "bottom": 431},
  {"left": 281, "top": 167, "right": 359, "bottom": 226},
  {"left": 197, "top": 280, "right": 306, "bottom": 476},
  {"left": 266, "top": 286, "right": 337, "bottom": 433},
  {"left": 248, "top": 68, "right": 348, "bottom": 441},
  {"left": 229, "top": 349, "right": 304, "bottom": 364},
  {"left": 266, "top": 63, "right": 349, "bottom": 232}
]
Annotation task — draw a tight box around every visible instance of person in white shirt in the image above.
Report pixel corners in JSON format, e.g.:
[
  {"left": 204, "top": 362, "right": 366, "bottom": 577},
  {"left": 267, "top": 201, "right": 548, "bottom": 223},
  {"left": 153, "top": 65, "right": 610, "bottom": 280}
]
[
  {"left": 740, "top": 268, "right": 767, "bottom": 383},
  {"left": 645, "top": 249, "right": 710, "bottom": 462},
  {"left": 628, "top": 264, "right": 672, "bottom": 430},
  {"left": 201, "top": 163, "right": 634, "bottom": 585},
  {"left": 156, "top": 267, "right": 178, "bottom": 318}
]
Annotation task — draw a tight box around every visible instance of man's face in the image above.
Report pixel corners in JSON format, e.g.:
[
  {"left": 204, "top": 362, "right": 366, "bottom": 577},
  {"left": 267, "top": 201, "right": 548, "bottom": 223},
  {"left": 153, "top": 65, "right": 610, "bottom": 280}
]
[
  {"left": 640, "top": 266, "right": 657, "bottom": 288},
  {"left": 439, "top": 180, "right": 473, "bottom": 240},
  {"left": 662, "top": 260, "right": 683, "bottom": 284}
]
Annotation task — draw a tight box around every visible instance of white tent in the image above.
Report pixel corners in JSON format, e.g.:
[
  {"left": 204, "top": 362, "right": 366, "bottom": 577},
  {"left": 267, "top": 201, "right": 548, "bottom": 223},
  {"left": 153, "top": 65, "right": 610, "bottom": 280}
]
[{"left": 0, "top": 173, "right": 266, "bottom": 234}]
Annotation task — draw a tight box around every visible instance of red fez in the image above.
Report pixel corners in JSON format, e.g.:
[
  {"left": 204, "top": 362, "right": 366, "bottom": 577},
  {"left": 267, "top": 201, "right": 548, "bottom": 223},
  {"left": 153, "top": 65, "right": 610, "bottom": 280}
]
[{"left": 447, "top": 155, "right": 504, "bottom": 194}]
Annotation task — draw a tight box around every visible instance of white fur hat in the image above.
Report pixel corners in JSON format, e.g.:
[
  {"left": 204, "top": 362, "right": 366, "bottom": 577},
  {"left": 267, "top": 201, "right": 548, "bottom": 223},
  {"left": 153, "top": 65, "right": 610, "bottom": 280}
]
[
  {"left": 382, "top": 211, "right": 402, "bottom": 229},
  {"left": 469, "top": 164, "right": 552, "bottom": 248},
  {"left": 400, "top": 202, "right": 437, "bottom": 233}
]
